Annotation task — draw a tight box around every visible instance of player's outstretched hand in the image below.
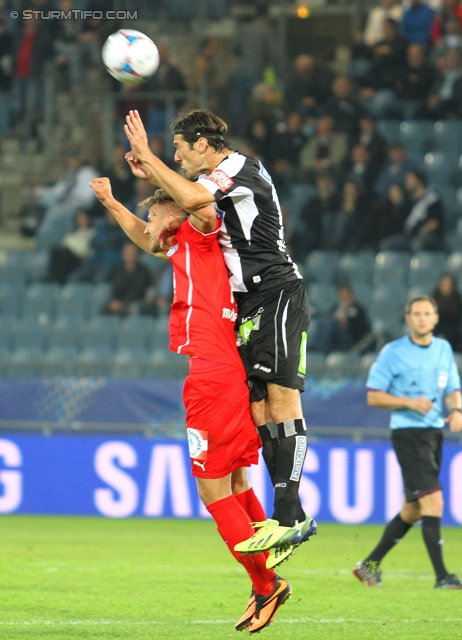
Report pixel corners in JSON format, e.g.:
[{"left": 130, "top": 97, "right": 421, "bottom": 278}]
[
  {"left": 125, "top": 151, "right": 150, "bottom": 180},
  {"left": 409, "top": 396, "right": 434, "bottom": 415},
  {"left": 89, "top": 177, "right": 113, "bottom": 204},
  {"left": 445, "top": 410, "right": 462, "bottom": 432},
  {"left": 124, "top": 110, "right": 150, "bottom": 159}
]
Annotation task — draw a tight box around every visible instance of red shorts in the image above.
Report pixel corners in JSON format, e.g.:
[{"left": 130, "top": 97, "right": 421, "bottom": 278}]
[{"left": 183, "top": 358, "right": 260, "bottom": 478}]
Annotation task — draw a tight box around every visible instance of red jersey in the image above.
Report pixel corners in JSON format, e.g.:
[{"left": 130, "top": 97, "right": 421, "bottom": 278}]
[{"left": 167, "top": 218, "right": 242, "bottom": 368}]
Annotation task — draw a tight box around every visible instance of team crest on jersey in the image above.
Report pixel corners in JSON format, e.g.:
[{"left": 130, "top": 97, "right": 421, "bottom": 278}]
[
  {"left": 207, "top": 169, "right": 234, "bottom": 192},
  {"left": 187, "top": 428, "right": 208, "bottom": 460},
  {"left": 259, "top": 161, "right": 272, "bottom": 185},
  {"left": 167, "top": 243, "right": 179, "bottom": 257}
]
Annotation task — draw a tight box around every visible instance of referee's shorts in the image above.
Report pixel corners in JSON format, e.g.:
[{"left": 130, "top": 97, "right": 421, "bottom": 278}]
[
  {"left": 391, "top": 427, "right": 443, "bottom": 502},
  {"left": 236, "top": 280, "right": 310, "bottom": 403}
]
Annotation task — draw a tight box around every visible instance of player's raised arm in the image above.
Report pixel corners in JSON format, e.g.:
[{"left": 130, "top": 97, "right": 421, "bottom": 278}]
[
  {"left": 124, "top": 110, "right": 215, "bottom": 213},
  {"left": 89, "top": 177, "right": 152, "bottom": 254}
]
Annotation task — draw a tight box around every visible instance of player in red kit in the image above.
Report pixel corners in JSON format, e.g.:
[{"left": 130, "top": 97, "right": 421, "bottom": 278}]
[{"left": 89, "top": 178, "right": 292, "bottom": 633}]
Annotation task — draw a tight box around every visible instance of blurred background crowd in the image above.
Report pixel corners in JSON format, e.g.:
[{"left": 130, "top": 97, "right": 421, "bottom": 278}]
[{"left": 2, "top": 0, "right": 462, "bottom": 377}]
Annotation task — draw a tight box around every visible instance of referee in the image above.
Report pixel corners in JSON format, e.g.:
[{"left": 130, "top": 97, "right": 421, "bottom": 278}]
[{"left": 353, "top": 295, "right": 462, "bottom": 589}]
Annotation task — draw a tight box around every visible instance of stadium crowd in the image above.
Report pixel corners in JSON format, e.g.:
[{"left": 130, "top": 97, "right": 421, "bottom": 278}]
[{"left": 3, "top": 0, "right": 462, "bottom": 358}]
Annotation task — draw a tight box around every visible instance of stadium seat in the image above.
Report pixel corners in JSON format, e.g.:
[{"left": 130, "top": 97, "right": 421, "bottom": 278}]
[
  {"left": 41, "top": 346, "right": 79, "bottom": 376},
  {"left": 0, "top": 283, "right": 26, "bottom": 317},
  {"left": 399, "top": 120, "right": 433, "bottom": 160},
  {"left": 146, "top": 348, "right": 189, "bottom": 378},
  {"left": 112, "top": 348, "right": 150, "bottom": 378},
  {"left": 48, "top": 317, "right": 82, "bottom": 350},
  {"left": 139, "top": 252, "right": 167, "bottom": 276},
  {"left": 307, "top": 283, "right": 338, "bottom": 315},
  {"left": 371, "top": 284, "right": 407, "bottom": 315},
  {"left": 89, "top": 283, "right": 112, "bottom": 315},
  {"left": 305, "top": 351, "right": 326, "bottom": 378},
  {"left": 446, "top": 252, "right": 462, "bottom": 284},
  {"left": 454, "top": 353, "right": 462, "bottom": 372},
  {"left": 81, "top": 316, "right": 120, "bottom": 351},
  {"left": 376, "top": 120, "right": 401, "bottom": 144},
  {"left": 76, "top": 347, "right": 114, "bottom": 377},
  {"left": 9, "top": 319, "right": 50, "bottom": 350},
  {"left": 0, "top": 250, "right": 29, "bottom": 284},
  {"left": 360, "top": 352, "right": 377, "bottom": 377},
  {"left": 26, "top": 252, "right": 49, "bottom": 282},
  {"left": 351, "top": 283, "right": 373, "bottom": 309},
  {"left": 325, "top": 352, "right": 360, "bottom": 378},
  {"left": 304, "top": 251, "right": 340, "bottom": 284},
  {"left": 0, "top": 315, "right": 14, "bottom": 351},
  {"left": 22, "top": 283, "right": 60, "bottom": 320},
  {"left": 423, "top": 152, "right": 458, "bottom": 186},
  {"left": 7, "top": 346, "right": 45, "bottom": 376},
  {"left": 373, "top": 251, "right": 411, "bottom": 286},
  {"left": 438, "top": 186, "right": 461, "bottom": 232},
  {"left": 408, "top": 252, "right": 447, "bottom": 289},
  {"left": 407, "top": 285, "right": 433, "bottom": 300},
  {"left": 151, "top": 316, "right": 170, "bottom": 350},
  {"left": 117, "top": 315, "right": 157, "bottom": 351},
  {"left": 338, "top": 251, "right": 375, "bottom": 286},
  {"left": 56, "top": 283, "right": 92, "bottom": 319},
  {"left": 433, "top": 121, "right": 462, "bottom": 153}
]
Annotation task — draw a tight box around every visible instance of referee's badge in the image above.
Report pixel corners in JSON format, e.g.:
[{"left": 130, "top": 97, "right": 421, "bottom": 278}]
[{"left": 438, "top": 372, "right": 448, "bottom": 390}]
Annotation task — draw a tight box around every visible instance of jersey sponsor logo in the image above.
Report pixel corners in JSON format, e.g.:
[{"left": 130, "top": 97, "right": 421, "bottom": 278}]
[
  {"left": 207, "top": 169, "right": 234, "bottom": 192},
  {"left": 253, "top": 363, "right": 271, "bottom": 374},
  {"left": 222, "top": 307, "right": 238, "bottom": 322},
  {"left": 187, "top": 428, "right": 208, "bottom": 461},
  {"left": 167, "top": 243, "right": 179, "bottom": 257}
]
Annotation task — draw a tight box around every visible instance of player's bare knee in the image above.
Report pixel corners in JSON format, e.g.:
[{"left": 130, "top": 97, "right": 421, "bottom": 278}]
[
  {"left": 267, "top": 384, "right": 303, "bottom": 423},
  {"left": 231, "top": 468, "right": 250, "bottom": 495},
  {"left": 250, "top": 399, "right": 268, "bottom": 426}
]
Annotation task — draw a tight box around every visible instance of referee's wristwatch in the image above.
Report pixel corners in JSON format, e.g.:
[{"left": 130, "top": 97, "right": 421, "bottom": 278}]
[{"left": 450, "top": 408, "right": 462, "bottom": 413}]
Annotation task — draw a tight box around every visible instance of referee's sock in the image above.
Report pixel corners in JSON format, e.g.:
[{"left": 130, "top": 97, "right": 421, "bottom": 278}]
[
  {"left": 365, "top": 514, "right": 412, "bottom": 564},
  {"left": 271, "top": 420, "right": 307, "bottom": 527},
  {"left": 206, "top": 495, "right": 276, "bottom": 596},
  {"left": 421, "top": 515, "right": 448, "bottom": 582}
]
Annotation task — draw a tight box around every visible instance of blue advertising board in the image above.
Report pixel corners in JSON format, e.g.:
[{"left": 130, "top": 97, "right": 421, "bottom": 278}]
[{"left": 1, "top": 434, "right": 461, "bottom": 525}]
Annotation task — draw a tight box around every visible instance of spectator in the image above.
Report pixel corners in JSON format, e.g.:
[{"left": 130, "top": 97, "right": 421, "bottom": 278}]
[
  {"left": 364, "top": 0, "right": 403, "bottom": 46},
  {"left": 271, "top": 112, "right": 309, "bottom": 197},
  {"left": 284, "top": 54, "right": 333, "bottom": 118},
  {"left": 105, "top": 143, "right": 137, "bottom": 207},
  {"left": 320, "top": 181, "right": 372, "bottom": 252},
  {"left": 47, "top": 210, "right": 95, "bottom": 284},
  {"left": 288, "top": 173, "right": 339, "bottom": 261},
  {"left": 226, "top": 3, "right": 276, "bottom": 134},
  {"left": 432, "top": 14, "right": 462, "bottom": 58},
  {"left": 101, "top": 243, "right": 151, "bottom": 317},
  {"left": 248, "top": 82, "right": 287, "bottom": 131},
  {"left": 190, "top": 37, "right": 228, "bottom": 113},
  {"left": 0, "top": 16, "right": 13, "bottom": 138},
  {"left": 140, "top": 262, "right": 174, "bottom": 317},
  {"left": 299, "top": 116, "right": 348, "bottom": 182},
  {"left": 325, "top": 76, "right": 365, "bottom": 140},
  {"left": 34, "top": 149, "right": 98, "bottom": 250},
  {"left": 312, "top": 286, "right": 371, "bottom": 353},
  {"left": 70, "top": 210, "right": 127, "bottom": 283},
  {"left": 402, "top": 0, "right": 436, "bottom": 45},
  {"left": 375, "top": 143, "right": 415, "bottom": 198},
  {"left": 393, "top": 44, "right": 437, "bottom": 119},
  {"left": 144, "top": 44, "right": 187, "bottom": 134},
  {"left": 53, "top": 0, "right": 86, "bottom": 88},
  {"left": 381, "top": 170, "right": 445, "bottom": 251},
  {"left": 246, "top": 118, "right": 275, "bottom": 168},
  {"left": 432, "top": 0, "right": 462, "bottom": 42},
  {"left": 355, "top": 115, "right": 388, "bottom": 173},
  {"left": 359, "top": 18, "right": 407, "bottom": 118},
  {"left": 433, "top": 273, "right": 462, "bottom": 350},
  {"left": 426, "top": 47, "right": 462, "bottom": 118},
  {"left": 342, "top": 143, "right": 382, "bottom": 197},
  {"left": 373, "top": 183, "right": 410, "bottom": 247}
]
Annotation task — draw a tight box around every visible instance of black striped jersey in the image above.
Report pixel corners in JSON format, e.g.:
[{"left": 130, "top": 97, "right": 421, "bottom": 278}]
[{"left": 197, "top": 152, "right": 303, "bottom": 294}]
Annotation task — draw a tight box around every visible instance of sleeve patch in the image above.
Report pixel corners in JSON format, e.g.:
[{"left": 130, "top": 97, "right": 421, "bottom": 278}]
[{"left": 206, "top": 169, "right": 234, "bottom": 192}]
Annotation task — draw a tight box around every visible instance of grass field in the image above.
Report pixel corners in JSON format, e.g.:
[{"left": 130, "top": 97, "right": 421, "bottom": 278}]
[{"left": 0, "top": 517, "right": 461, "bottom": 639}]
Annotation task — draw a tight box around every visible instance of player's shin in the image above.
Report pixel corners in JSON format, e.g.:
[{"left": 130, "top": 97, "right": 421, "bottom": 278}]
[{"left": 271, "top": 421, "right": 307, "bottom": 527}]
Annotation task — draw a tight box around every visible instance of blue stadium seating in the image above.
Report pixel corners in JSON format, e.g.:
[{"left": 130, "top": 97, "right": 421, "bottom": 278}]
[
  {"left": 376, "top": 120, "right": 401, "bottom": 144},
  {"left": 399, "top": 120, "right": 433, "bottom": 160},
  {"left": 446, "top": 252, "right": 462, "bottom": 284},
  {"left": 306, "top": 351, "right": 326, "bottom": 377},
  {"left": 351, "top": 283, "right": 373, "bottom": 308},
  {"left": 117, "top": 315, "right": 157, "bottom": 351},
  {"left": 408, "top": 251, "right": 447, "bottom": 289},
  {"left": 146, "top": 348, "right": 188, "bottom": 378},
  {"left": 0, "top": 283, "right": 26, "bottom": 317},
  {"left": 48, "top": 317, "right": 82, "bottom": 350},
  {"left": 307, "top": 283, "right": 338, "bottom": 315},
  {"left": 89, "top": 283, "right": 112, "bottom": 315},
  {"left": 433, "top": 121, "right": 462, "bottom": 153},
  {"left": 373, "top": 251, "right": 410, "bottom": 286},
  {"left": 305, "top": 251, "right": 340, "bottom": 284},
  {"left": 81, "top": 316, "right": 120, "bottom": 350},
  {"left": 76, "top": 347, "right": 114, "bottom": 377},
  {"left": 22, "top": 283, "right": 60, "bottom": 320},
  {"left": 26, "top": 252, "right": 49, "bottom": 282},
  {"left": 56, "top": 283, "right": 92, "bottom": 319},
  {"left": 371, "top": 284, "right": 407, "bottom": 318},
  {"left": 423, "top": 152, "right": 458, "bottom": 186},
  {"left": 338, "top": 251, "right": 375, "bottom": 285},
  {"left": 9, "top": 319, "right": 50, "bottom": 350},
  {"left": 112, "top": 348, "right": 151, "bottom": 378},
  {"left": 7, "top": 346, "right": 44, "bottom": 376},
  {"left": 41, "top": 346, "right": 79, "bottom": 376},
  {"left": 325, "top": 352, "right": 361, "bottom": 378}
]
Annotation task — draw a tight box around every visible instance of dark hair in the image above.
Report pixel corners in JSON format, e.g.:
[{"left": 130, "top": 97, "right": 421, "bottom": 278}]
[
  {"left": 405, "top": 295, "right": 438, "bottom": 315},
  {"left": 171, "top": 109, "right": 232, "bottom": 152}
]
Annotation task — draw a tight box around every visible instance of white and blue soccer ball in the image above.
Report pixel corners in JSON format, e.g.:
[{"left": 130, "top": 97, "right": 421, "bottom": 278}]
[{"left": 102, "top": 29, "right": 160, "bottom": 85}]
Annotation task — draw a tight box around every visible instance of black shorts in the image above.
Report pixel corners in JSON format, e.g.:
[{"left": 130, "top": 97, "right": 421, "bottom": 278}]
[
  {"left": 236, "top": 279, "right": 310, "bottom": 403},
  {"left": 391, "top": 427, "right": 443, "bottom": 503}
]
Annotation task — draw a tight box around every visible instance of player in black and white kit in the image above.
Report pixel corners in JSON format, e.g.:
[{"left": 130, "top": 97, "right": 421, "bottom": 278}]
[{"left": 124, "top": 109, "right": 317, "bottom": 572}]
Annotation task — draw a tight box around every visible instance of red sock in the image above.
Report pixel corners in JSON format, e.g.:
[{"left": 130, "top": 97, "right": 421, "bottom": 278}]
[
  {"left": 206, "top": 495, "right": 276, "bottom": 596},
  {"left": 235, "top": 488, "right": 266, "bottom": 523}
]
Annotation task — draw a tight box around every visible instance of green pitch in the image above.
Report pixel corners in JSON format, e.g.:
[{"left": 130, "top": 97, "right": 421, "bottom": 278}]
[{"left": 0, "top": 517, "right": 461, "bottom": 640}]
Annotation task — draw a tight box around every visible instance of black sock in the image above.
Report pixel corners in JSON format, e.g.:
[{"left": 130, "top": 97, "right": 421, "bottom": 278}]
[
  {"left": 421, "top": 515, "right": 448, "bottom": 582},
  {"left": 365, "top": 514, "right": 412, "bottom": 564},
  {"left": 258, "top": 422, "right": 279, "bottom": 485},
  {"left": 271, "top": 420, "right": 307, "bottom": 527}
]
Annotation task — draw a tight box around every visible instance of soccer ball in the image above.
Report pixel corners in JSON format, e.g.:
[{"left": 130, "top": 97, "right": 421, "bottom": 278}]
[{"left": 102, "top": 29, "right": 160, "bottom": 85}]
